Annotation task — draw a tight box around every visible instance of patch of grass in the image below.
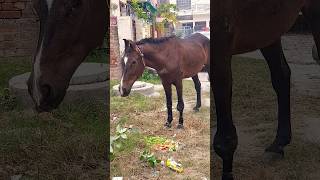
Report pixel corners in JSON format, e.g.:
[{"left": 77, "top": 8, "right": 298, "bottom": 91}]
[
  {"left": 0, "top": 88, "right": 17, "bottom": 112},
  {"left": 111, "top": 93, "right": 162, "bottom": 114},
  {"left": 0, "top": 100, "right": 108, "bottom": 179},
  {"left": 110, "top": 70, "right": 210, "bottom": 178},
  {"left": 85, "top": 48, "right": 108, "bottom": 63},
  {"left": 138, "top": 70, "right": 161, "bottom": 84},
  {"left": 0, "top": 56, "right": 108, "bottom": 179},
  {"left": 0, "top": 57, "right": 31, "bottom": 89}
]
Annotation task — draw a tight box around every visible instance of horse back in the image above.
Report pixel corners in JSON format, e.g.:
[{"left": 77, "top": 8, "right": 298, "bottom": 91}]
[
  {"left": 212, "top": 0, "right": 305, "bottom": 54},
  {"left": 176, "top": 34, "right": 210, "bottom": 78}
]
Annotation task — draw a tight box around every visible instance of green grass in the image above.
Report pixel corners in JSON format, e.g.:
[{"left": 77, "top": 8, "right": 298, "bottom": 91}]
[
  {"left": 110, "top": 67, "right": 211, "bottom": 178},
  {"left": 212, "top": 56, "right": 320, "bottom": 180},
  {"left": 110, "top": 80, "right": 163, "bottom": 114},
  {"left": 86, "top": 48, "right": 108, "bottom": 63},
  {"left": 0, "top": 50, "right": 108, "bottom": 179},
  {"left": 138, "top": 70, "right": 161, "bottom": 84}
]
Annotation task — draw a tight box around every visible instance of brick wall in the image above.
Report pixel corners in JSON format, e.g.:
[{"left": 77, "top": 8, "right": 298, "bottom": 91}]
[
  {"left": 0, "top": 0, "right": 39, "bottom": 57},
  {"left": 110, "top": 16, "right": 121, "bottom": 80}
]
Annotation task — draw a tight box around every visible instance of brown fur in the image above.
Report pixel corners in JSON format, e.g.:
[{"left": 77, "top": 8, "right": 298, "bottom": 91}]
[
  {"left": 27, "top": 0, "right": 107, "bottom": 112},
  {"left": 120, "top": 33, "right": 210, "bottom": 128},
  {"left": 211, "top": 0, "right": 320, "bottom": 179}
]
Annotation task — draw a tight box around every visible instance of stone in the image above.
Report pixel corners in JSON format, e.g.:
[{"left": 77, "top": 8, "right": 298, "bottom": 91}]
[
  {"left": 112, "top": 81, "right": 159, "bottom": 97},
  {"left": 69, "top": 63, "right": 108, "bottom": 85},
  {"left": 8, "top": 63, "right": 108, "bottom": 108}
]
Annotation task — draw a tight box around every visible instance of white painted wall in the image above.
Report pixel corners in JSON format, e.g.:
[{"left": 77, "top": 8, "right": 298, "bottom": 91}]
[{"left": 118, "top": 16, "right": 134, "bottom": 54}]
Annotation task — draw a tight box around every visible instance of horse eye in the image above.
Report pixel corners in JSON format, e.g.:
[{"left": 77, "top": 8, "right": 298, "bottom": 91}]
[{"left": 132, "top": 61, "right": 137, "bottom": 65}]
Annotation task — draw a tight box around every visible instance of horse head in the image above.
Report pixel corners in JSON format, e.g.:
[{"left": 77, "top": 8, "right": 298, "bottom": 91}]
[
  {"left": 28, "top": 0, "right": 107, "bottom": 112},
  {"left": 119, "top": 39, "right": 145, "bottom": 97}
]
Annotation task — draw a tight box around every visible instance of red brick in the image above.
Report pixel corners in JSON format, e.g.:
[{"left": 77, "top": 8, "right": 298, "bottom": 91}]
[
  {"left": 4, "top": 0, "right": 19, "bottom": 2},
  {"left": 1, "top": 3, "right": 17, "bottom": 10},
  {"left": 0, "top": 10, "right": 21, "bottom": 18}
]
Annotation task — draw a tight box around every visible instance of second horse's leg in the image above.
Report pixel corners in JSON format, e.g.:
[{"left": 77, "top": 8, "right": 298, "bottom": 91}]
[
  {"left": 260, "top": 39, "right": 291, "bottom": 156},
  {"left": 192, "top": 74, "right": 202, "bottom": 112},
  {"left": 175, "top": 80, "right": 185, "bottom": 129}
]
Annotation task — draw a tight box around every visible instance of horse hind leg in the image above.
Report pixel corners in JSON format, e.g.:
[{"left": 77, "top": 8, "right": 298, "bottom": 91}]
[
  {"left": 260, "top": 39, "right": 291, "bottom": 157},
  {"left": 192, "top": 74, "right": 201, "bottom": 112},
  {"left": 302, "top": 1, "right": 320, "bottom": 64}
]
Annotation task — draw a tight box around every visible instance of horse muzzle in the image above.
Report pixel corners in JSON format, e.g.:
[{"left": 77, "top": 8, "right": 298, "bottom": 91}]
[{"left": 119, "top": 85, "right": 131, "bottom": 97}]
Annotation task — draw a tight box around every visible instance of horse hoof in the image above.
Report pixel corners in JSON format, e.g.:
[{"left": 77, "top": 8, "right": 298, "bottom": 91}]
[
  {"left": 222, "top": 172, "right": 234, "bottom": 180},
  {"left": 177, "top": 124, "right": 184, "bottom": 129},
  {"left": 265, "top": 143, "right": 285, "bottom": 157},
  {"left": 263, "top": 144, "right": 284, "bottom": 163},
  {"left": 164, "top": 122, "right": 172, "bottom": 128},
  {"left": 262, "top": 151, "right": 284, "bottom": 164},
  {"left": 193, "top": 107, "right": 200, "bottom": 112}
]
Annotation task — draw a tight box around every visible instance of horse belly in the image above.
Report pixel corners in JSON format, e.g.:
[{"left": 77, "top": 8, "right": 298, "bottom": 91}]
[
  {"left": 231, "top": 0, "right": 305, "bottom": 54},
  {"left": 181, "top": 54, "right": 206, "bottom": 78}
]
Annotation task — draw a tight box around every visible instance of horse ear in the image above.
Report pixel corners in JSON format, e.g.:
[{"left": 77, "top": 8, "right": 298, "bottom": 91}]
[
  {"left": 123, "top": 39, "right": 129, "bottom": 47},
  {"left": 123, "top": 39, "right": 134, "bottom": 48}
]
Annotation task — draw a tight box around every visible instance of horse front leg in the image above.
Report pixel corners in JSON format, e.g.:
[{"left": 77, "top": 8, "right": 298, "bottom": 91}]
[
  {"left": 163, "top": 82, "right": 173, "bottom": 128},
  {"left": 192, "top": 74, "right": 201, "bottom": 112},
  {"left": 260, "top": 40, "right": 291, "bottom": 156},
  {"left": 175, "top": 80, "right": 185, "bottom": 129},
  {"left": 211, "top": 30, "right": 237, "bottom": 180}
]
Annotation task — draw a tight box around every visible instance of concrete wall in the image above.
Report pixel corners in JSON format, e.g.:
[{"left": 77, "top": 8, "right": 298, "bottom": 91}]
[
  {"left": 118, "top": 16, "right": 133, "bottom": 54},
  {"left": 135, "top": 19, "right": 151, "bottom": 41},
  {"left": 0, "top": 0, "right": 39, "bottom": 58}
]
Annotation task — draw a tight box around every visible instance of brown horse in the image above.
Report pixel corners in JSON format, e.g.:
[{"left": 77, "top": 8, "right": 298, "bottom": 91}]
[
  {"left": 27, "top": 0, "right": 107, "bottom": 112},
  {"left": 119, "top": 33, "right": 210, "bottom": 129},
  {"left": 211, "top": 0, "right": 320, "bottom": 179}
]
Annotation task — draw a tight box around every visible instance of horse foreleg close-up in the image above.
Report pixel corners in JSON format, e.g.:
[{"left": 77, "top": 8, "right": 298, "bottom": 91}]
[
  {"left": 174, "top": 80, "right": 185, "bottom": 129},
  {"left": 163, "top": 82, "right": 173, "bottom": 128},
  {"left": 260, "top": 40, "right": 292, "bottom": 156},
  {"left": 211, "top": 23, "right": 238, "bottom": 180}
]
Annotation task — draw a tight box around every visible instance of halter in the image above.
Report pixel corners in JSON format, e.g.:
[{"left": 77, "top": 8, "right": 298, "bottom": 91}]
[{"left": 136, "top": 45, "right": 146, "bottom": 67}]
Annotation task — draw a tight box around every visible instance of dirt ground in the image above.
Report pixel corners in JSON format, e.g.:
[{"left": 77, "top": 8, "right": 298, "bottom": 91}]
[
  {"left": 110, "top": 80, "right": 210, "bottom": 179},
  {"left": 110, "top": 53, "right": 320, "bottom": 179},
  {"left": 212, "top": 57, "right": 320, "bottom": 180}
]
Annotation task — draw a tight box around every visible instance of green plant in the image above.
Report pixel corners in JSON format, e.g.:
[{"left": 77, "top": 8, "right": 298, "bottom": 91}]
[
  {"left": 144, "top": 136, "right": 167, "bottom": 146},
  {"left": 140, "top": 150, "right": 161, "bottom": 168},
  {"left": 139, "top": 71, "right": 160, "bottom": 84},
  {"left": 0, "top": 88, "right": 17, "bottom": 112},
  {"left": 156, "top": 3, "right": 177, "bottom": 36},
  {"left": 130, "top": 0, "right": 150, "bottom": 22},
  {"left": 110, "top": 125, "right": 128, "bottom": 154}
]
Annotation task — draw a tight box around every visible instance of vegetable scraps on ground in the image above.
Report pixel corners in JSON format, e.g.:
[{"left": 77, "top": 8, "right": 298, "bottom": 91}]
[{"left": 144, "top": 136, "right": 179, "bottom": 152}]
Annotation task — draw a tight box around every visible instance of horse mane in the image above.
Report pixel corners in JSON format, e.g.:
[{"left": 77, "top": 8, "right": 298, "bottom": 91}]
[{"left": 136, "top": 35, "right": 176, "bottom": 45}]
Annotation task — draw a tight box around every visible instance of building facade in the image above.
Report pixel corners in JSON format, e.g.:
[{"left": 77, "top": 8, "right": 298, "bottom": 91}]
[{"left": 174, "top": 0, "right": 210, "bottom": 36}]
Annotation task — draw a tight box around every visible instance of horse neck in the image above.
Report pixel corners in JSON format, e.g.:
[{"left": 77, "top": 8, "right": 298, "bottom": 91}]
[{"left": 138, "top": 43, "right": 166, "bottom": 71}]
